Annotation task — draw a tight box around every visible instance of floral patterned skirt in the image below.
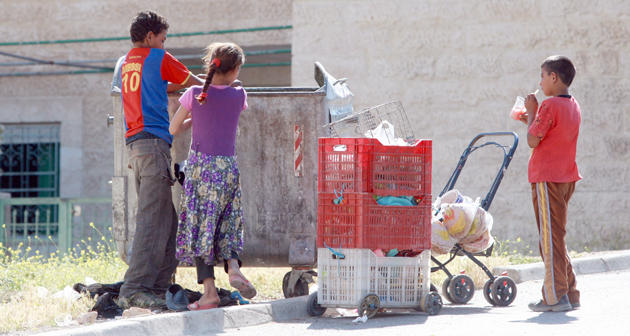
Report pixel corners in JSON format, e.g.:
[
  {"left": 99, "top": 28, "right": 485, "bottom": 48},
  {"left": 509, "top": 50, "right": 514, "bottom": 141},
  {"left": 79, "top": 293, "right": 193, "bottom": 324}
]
[{"left": 175, "top": 150, "right": 244, "bottom": 265}]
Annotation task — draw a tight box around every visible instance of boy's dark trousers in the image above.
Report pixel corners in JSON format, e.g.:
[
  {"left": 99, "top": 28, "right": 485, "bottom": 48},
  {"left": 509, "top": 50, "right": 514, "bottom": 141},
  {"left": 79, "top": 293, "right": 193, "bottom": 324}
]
[
  {"left": 531, "top": 181, "right": 580, "bottom": 306},
  {"left": 119, "top": 138, "right": 179, "bottom": 298}
]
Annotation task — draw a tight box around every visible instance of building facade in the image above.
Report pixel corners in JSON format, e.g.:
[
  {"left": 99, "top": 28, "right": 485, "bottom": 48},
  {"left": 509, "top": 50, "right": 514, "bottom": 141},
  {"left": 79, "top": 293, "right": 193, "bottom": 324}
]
[{"left": 1, "top": 0, "right": 629, "bottom": 251}]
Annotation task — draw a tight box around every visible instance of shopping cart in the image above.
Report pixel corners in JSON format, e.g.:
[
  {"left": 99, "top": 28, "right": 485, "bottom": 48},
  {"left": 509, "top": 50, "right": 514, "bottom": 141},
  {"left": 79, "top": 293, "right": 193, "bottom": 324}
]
[
  {"left": 324, "top": 101, "right": 415, "bottom": 143},
  {"left": 308, "top": 248, "right": 441, "bottom": 318},
  {"left": 308, "top": 101, "right": 441, "bottom": 317},
  {"left": 431, "top": 132, "right": 519, "bottom": 307}
]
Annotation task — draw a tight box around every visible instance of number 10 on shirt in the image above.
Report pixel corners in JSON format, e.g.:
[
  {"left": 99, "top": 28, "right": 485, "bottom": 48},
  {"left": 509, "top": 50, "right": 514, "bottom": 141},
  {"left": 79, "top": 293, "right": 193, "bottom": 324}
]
[{"left": 122, "top": 71, "right": 140, "bottom": 93}]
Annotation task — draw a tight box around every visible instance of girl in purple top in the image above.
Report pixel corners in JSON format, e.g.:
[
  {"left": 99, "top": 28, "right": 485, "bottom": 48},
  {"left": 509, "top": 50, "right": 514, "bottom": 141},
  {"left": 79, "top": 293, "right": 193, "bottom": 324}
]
[{"left": 169, "top": 42, "right": 255, "bottom": 310}]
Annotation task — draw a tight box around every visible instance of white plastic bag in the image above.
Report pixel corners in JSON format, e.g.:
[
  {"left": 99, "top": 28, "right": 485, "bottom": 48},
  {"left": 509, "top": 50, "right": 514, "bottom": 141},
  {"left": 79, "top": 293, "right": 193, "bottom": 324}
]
[
  {"left": 364, "top": 120, "right": 410, "bottom": 146},
  {"left": 315, "top": 62, "right": 354, "bottom": 123},
  {"left": 431, "top": 217, "right": 458, "bottom": 255},
  {"left": 441, "top": 203, "right": 478, "bottom": 240},
  {"left": 431, "top": 190, "right": 495, "bottom": 254}
]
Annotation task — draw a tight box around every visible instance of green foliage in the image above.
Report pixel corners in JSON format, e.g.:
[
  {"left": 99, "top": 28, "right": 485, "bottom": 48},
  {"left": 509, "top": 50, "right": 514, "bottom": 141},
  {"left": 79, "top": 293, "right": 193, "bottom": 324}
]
[
  {"left": 493, "top": 237, "right": 540, "bottom": 264},
  {"left": 0, "top": 231, "right": 125, "bottom": 333},
  {"left": 0, "top": 225, "right": 287, "bottom": 333}
]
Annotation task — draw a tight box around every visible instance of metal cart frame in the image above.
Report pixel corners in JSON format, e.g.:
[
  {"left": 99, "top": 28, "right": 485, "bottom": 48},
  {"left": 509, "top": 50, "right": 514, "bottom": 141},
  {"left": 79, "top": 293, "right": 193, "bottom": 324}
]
[{"left": 431, "top": 132, "right": 519, "bottom": 306}]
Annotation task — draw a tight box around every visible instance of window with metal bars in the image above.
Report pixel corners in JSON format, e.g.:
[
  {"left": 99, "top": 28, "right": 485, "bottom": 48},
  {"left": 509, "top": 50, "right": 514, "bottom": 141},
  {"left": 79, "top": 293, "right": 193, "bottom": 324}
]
[{"left": 0, "top": 123, "right": 60, "bottom": 236}]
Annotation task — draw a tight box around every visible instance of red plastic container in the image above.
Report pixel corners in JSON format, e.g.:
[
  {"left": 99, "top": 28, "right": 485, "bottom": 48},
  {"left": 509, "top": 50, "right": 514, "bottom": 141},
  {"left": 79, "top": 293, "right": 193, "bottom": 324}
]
[
  {"left": 317, "top": 138, "right": 372, "bottom": 195},
  {"left": 316, "top": 192, "right": 431, "bottom": 251},
  {"left": 318, "top": 138, "right": 432, "bottom": 196}
]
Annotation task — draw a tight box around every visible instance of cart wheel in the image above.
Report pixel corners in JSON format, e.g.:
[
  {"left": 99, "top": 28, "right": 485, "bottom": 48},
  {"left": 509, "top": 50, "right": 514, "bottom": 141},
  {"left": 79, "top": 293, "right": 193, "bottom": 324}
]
[
  {"left": 306, "top": 292, "right": 326, "bottom": 317},
  {"left": 490, "top": 276, "right": 517, "bottom": 306},
  {"left": 447, "top": 274, "right": 475, "bottom": 304},
  {"left": 358, "top": 294, "right": 380, "bottom": 319},
  {"left": 282, "top": 271, "right": 309, "bottom": 298},
  {"left": 441, "top": 277, "right": 454, "bottom": 303},
  {"left": 421, "top": 292, "right": 443, "bottom": 315},
  {"left": 415, "top": 283, "right": 440, "bottom": 311},
  {"left": 483, "top": 279, "right": 496, "bottom": 305}
]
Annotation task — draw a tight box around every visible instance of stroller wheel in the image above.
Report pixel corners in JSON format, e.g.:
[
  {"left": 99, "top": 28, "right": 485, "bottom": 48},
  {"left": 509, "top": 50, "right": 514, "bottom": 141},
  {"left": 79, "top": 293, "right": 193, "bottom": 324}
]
[
  {"left": 441, "top": 277, "right": 454, "bottom": 303},
  {"left": 447, "top": 274, "right": 475, "bottom": 304},
  {"left": 490, "top": 276, "right": 517, "bottom": 306},
  {"left": 483, "top": 279, "right": 496, "bottom": 305}
]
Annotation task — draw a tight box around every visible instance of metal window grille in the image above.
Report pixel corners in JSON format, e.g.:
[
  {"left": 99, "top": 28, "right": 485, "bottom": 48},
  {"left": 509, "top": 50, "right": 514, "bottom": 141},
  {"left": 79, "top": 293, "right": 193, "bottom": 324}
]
[{"left": 0, "top": 123, "right": 60, "bottom": 238}]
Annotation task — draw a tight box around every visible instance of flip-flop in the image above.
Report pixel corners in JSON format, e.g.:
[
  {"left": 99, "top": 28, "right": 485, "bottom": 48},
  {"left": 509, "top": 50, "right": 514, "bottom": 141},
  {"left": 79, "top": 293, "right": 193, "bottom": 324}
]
[
  {"left": 229, "top": 274, "right": 257, "bottom": 299},
  {"left": 187, "top": 301, "right": 218, "bottom": 311}
]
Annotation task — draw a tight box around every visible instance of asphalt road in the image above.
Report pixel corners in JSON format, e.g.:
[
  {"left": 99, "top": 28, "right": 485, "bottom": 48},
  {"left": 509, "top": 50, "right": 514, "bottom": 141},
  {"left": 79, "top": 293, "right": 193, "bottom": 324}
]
[{"left": 212, "top": 270, "right": 630, "bottom": 336}]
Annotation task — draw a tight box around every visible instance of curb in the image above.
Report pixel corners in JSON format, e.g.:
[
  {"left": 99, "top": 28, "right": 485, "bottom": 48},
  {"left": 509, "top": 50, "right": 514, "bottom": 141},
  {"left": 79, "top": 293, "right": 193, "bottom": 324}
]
[
  {"left": 493, "top": 249, "right": 630, "bottom": 283},
  {"left": 35, "top": 296, "right": 309, "bottom": 336},
  {"left": 33, "top": 250, "right": 630, "bottom": 335}
]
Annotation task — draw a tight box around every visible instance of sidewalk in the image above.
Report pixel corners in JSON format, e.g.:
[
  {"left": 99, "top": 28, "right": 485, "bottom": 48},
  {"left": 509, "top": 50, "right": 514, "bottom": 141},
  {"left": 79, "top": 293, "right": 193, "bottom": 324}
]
[
  {"left": 494, "top": 249, "right": 630, "bottom": 283},
  {"left": 36, "top": 296, "right": 309, "bottom": 336},
  {"left": 35, "top": 249, "right": 630, "bottom": 336}
]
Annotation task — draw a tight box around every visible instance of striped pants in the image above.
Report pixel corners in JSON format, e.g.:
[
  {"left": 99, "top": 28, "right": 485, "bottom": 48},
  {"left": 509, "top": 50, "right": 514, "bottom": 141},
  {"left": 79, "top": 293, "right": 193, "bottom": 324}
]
[{"left": 531, "top": 181, "right": 580, "bottom": 306}]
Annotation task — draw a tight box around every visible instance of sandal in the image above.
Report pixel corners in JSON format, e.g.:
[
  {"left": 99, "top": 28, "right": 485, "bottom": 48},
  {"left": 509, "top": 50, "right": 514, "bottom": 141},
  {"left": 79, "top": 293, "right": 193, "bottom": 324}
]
[
  {"left": 229, "top": 274, "right": 257, "bottom": 299},
  {"left": 187, "top": 301, "right": 218, "bottom": 311}
]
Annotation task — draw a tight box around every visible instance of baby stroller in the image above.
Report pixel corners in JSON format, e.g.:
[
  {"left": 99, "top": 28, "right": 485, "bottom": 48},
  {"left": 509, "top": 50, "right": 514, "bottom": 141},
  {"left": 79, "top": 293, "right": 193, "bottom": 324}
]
[{"left": 431, "top": 132, "right": 519, "bottom": 306}]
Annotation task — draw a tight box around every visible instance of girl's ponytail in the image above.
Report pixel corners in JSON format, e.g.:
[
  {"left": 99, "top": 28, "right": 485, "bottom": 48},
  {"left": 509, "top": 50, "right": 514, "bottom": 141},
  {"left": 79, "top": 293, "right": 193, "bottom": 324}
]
[{"left": 196, "top": 58, "right": 221, "bottom": 104}]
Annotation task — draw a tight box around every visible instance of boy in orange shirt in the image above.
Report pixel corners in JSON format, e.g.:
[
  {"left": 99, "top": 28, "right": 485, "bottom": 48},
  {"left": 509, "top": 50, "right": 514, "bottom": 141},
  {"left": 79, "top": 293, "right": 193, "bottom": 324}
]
[{"left": 520, "top": 55, "right": 581, "bottom": 312}]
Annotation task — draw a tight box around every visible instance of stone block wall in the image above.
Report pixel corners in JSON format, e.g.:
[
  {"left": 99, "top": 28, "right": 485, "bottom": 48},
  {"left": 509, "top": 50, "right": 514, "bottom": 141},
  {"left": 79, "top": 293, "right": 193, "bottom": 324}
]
[
  {"left": 292, "top": 0, "right": 630, "bottom": 251},
  {"left": 0, "top": 0, "right": 292, "bottom": 197}
]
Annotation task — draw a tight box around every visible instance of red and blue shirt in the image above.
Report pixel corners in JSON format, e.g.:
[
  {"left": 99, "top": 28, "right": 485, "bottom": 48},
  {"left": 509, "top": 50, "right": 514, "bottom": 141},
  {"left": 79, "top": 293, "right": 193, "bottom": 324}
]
[{"left": 119, "top": 48, "right": 191, "bottom": 144}]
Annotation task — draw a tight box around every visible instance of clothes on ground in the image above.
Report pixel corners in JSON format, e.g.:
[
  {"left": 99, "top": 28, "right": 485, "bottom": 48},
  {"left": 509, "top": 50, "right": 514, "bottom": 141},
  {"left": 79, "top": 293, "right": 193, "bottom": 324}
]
[
  {"left": 119, "top": 48, "right": 191, "bottom": 145},
  {"left": 528, "top": 95, "right": 581, "bottom": 183},
  {"left": 73, "top": 281, "right": 124, "bottom": 299},
  {"left": 72, "top": 281, "right": 239, "bottom": 318},
  {"left": 179, "top": 85, "right": 247, "bottom": 156},
  {"left": 431, "top": 189, "right": 494, "bottom": 255},
  {"left": 176, "top": 151, "right": 245, "bottom": 266},
  {"left": 91, "top": 292, "right": 124, "bottom": 319}
]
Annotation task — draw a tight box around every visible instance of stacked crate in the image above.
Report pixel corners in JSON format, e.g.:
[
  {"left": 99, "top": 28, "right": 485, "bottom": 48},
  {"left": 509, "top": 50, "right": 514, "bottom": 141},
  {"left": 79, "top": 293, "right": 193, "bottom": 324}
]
[
  {"left": 316, "top": 137, "right": 433, "bottom": 310},
  {"left": 317, "top": 137, "right": 432, "bottom": 251}
]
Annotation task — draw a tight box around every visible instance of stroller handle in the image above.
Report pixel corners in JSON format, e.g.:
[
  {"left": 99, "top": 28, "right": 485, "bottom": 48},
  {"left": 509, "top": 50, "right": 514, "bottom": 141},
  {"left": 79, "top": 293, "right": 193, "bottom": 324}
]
[{"left": 439, "top": 132, "right": 519, "bottom": 211}]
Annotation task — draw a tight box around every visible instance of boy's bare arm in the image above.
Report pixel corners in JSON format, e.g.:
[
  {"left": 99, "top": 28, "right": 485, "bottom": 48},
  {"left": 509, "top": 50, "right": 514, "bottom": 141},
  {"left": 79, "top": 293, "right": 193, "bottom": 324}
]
[
  {"left": 167, "top": 73, "right": 204, "bottom": 93},
  {"left": 525, "top": 93, "right": 541, "bottom": 148}
]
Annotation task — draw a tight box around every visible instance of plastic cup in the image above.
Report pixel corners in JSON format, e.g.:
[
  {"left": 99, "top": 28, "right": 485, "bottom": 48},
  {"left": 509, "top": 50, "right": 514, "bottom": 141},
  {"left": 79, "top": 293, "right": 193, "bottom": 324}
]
[{"left": 510, "top": 96, "right": 526, "bottom": 120}]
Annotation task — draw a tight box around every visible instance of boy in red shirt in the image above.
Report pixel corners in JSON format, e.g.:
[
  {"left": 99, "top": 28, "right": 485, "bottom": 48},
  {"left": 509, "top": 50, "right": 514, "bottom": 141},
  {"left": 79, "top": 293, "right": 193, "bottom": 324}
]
[{"left": 520, "top": 56, "right": 581, "bottom": 312}]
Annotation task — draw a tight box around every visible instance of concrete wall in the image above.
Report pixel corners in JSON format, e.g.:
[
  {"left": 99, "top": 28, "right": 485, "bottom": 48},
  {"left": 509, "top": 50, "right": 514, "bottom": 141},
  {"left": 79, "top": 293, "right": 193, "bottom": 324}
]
[
  {"left": 0, "top": 0, "right": 292, "bottom": 197},
  {"left": 2, "top": 0, "right": 628, "bottom": 252},
  {"left": 292, "top": 0, "right": 630, "bottom": 251}
]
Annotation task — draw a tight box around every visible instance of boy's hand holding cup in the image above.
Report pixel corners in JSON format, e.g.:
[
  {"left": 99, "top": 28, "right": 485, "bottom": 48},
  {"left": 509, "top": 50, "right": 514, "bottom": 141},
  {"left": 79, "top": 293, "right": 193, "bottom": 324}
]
[
  {"left": 524, "top": 90, "right": 539, "bottom": 124},
  {"left": 510, "top": 96, "right": 527, "bottom": 121},
  {"left": 510, "top": 89, "right": 539, "bottom": 124}
]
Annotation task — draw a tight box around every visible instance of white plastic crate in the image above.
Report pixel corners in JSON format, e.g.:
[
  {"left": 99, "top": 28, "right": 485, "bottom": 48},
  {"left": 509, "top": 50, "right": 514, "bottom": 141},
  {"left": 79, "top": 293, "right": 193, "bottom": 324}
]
[{"left": 317, "top": 248, "right": 430, "bottom": 309}]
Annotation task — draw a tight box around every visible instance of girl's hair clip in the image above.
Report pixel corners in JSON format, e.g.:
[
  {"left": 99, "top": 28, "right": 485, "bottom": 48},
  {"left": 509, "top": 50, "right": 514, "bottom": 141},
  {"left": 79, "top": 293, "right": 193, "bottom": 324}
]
[
  {"left": 196, "top": 92, "right": 208, "bottom": 104},
  {"left": 212, "top": 58, "right": 221, "bottom": 68}
]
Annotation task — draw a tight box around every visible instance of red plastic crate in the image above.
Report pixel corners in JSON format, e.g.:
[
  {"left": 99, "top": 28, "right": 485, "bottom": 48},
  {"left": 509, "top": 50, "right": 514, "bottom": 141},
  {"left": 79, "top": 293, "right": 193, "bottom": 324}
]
[
  {"left": 316, "top": 192, "right": 431, "bottom": 251},
  {"left": 318, "top": 138, "right": 432, "bottom": 196},
  {"left": 317, "top": 138, "right": 372, "bottom": 194}
]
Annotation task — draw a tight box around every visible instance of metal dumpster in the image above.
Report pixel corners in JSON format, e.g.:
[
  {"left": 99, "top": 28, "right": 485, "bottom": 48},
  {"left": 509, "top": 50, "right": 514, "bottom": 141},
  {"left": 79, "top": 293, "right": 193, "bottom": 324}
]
[{"left": 110, "top": 86, "right": 327, "bottom": 297}]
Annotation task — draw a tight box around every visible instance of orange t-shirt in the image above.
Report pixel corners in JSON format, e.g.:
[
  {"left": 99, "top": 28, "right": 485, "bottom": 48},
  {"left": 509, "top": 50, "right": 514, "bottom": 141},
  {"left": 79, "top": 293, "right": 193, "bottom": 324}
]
[{"left": 528, "top": 96, "right": 582, "bottom": 183}]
